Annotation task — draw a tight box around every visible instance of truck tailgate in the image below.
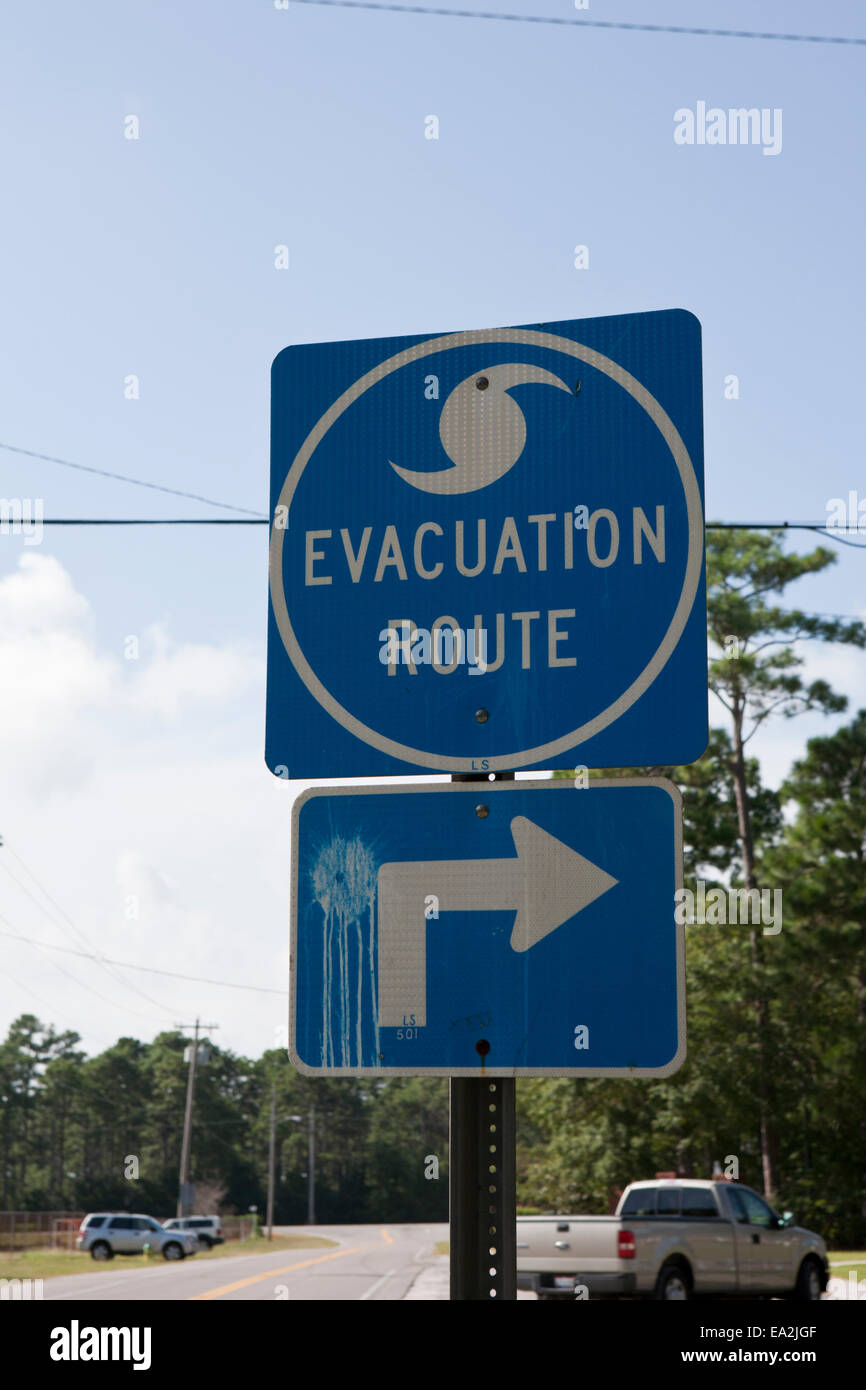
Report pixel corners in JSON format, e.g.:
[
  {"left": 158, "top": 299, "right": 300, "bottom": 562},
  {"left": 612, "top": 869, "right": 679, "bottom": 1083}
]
[{"left": 517, "top": 1216, "right": 622, "bottom": 1275}]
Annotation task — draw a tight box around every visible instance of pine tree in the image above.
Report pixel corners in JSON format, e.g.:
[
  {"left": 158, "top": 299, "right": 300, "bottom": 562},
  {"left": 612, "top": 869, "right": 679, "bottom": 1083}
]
[{"left": 706, "top": 528, "right": 866, "bottom": 1199}]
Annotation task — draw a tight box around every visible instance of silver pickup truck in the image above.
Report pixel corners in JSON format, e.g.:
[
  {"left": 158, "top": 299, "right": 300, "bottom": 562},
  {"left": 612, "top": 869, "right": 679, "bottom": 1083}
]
[{"left": 517, "top": 1179, "right": 828, "bottom": 1300}]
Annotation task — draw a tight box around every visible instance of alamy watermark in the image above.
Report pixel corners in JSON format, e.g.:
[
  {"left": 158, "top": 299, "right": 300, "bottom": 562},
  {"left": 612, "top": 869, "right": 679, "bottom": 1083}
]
[
  {"left": 826, "top": 1271, "right": 866, "bottom": 1300},
  {"left": 826, "top": 491, "right": 866, "bottom": 533},
  {"left": 674, "top": 103, "right": 782, "bottom": 157},
  {"left": 1, "top": 1278, "right": 44, "bottom": 1300},
  {"left": 379, "top": 620, "right": 488, "bottom": 674},
  {"left": 0, "top": 498, "right": 43, "bottom": 545},
  {"left": 675, "top": 880, "right": 783, "bottom": 935},
  {"left": 50, "top": 1323, "right": 151, "bottom": 1369}
]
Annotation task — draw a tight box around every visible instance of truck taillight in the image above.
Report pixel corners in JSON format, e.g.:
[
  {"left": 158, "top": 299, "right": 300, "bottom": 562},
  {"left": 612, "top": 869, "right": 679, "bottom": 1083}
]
[{"left": 618, "top": 1230, "right": 636, "bottom": 1259}]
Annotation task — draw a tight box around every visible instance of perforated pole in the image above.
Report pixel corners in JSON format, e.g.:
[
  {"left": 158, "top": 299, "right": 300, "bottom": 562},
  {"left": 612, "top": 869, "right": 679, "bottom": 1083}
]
[
  {"left": 449, "top": 771, "right": 517, "bottom": 1300},
  {"left": 450, "top": 1076, "right": 517, "bottom": 1300}
]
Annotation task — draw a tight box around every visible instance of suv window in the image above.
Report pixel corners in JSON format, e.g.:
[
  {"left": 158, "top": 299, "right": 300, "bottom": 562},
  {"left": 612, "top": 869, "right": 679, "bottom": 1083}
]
[
  {"left": 108, "top": 1217, "right": 131, "bottom": 1230},
  {"left": 189, "top": 1220, "right": 209, "bottom": 1229},
  {"left": 621, "top": 1187, "right": 657, "bottom": 1216},
  {"left": 84, "top": 1216, "right": 105, "bottom": 1229},
  {"left": 680, "top": 1187, "right": 719, "bottom": 1218},
  {"left": 657, "top": 1187, "right": 681, "bottom": 1216}
]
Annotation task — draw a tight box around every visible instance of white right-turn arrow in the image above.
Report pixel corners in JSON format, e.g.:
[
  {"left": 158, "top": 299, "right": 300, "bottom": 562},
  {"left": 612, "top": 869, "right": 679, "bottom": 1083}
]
[{"left": 377, "top": 817, "right": 618, "bottom": 1027}]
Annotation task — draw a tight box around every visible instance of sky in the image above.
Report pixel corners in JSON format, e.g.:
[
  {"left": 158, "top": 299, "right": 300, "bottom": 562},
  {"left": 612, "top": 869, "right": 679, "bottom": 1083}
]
[{"left": 0, "top": 0, "right": 864, "bottom": 1059}]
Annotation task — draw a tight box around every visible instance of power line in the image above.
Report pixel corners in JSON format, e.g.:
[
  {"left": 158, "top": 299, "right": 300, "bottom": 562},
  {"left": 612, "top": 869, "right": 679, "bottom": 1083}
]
[
  {"left": 0, "top": 909, "right": 165, "bottom": 1022},
  {"left": 290, "top": 0, "right": 866, "bottom": 47},
  {"left": 811, "top": 529, "right": 866, "bottom": 550},
  {"left": 709, "top": 523, "right": 866, "bottom": 550},
  {"left": 0, "top": 845, "right": 175, "bottom": 1017},
  {"left": 0, "top": 928, "right": 287, "bottom": 996},
  {"left": 23, "top": 518, "right": 866, "bottom": 538},
  {"left": 0, "top": 963, "right": 101, "bottom": 1041},
  {"left": 0, "top": 442, "right": 267, "bottom": 518},
  {"left": 33, "top": 519, "right": 265, "bottom": 522},
  {"left": 4, "top": 443, "right": 864, "bottom": 537},
  {"left": 709, "top": 523, "right": 862, "bottom": 530}
]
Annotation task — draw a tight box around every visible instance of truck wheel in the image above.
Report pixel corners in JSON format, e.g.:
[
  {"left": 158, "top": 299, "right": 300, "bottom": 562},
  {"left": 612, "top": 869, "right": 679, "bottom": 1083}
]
[
  {"left": 654, "top": 1263, "right": 691, "bottom": 1301},
  {"left": 794, "top": 1258, "right": 823, "bottom": 1301}
]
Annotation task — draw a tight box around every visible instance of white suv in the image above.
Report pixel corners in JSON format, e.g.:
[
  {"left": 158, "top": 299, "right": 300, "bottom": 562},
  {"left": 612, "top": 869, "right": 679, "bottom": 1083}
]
[
  {"left": 77, "top": 1213, "right": 198, "bottom": 1261},
  {"left": 162, "top": 1216, "right": 224, "bottom": 1249}
]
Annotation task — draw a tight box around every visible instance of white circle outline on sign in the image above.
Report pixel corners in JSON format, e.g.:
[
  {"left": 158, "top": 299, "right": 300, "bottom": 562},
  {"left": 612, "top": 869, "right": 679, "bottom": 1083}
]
[{"left": 269, "top": 326, "right": 704, "bottom": 772}]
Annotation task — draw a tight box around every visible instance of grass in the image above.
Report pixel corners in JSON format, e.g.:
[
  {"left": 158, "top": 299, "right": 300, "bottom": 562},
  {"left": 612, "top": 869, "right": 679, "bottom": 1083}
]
[
  {"left": 826, "top": 1251, "right": 866, "bottom": 1287},
  {"left": 0, "top": 1233, "right": 337, "bottom": 1284}
]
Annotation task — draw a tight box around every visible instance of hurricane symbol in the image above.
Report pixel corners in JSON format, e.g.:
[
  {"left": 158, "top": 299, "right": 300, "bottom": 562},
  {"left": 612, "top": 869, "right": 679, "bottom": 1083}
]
[{"left": 389, "top": 362, "right": 573, "bottom": 495}]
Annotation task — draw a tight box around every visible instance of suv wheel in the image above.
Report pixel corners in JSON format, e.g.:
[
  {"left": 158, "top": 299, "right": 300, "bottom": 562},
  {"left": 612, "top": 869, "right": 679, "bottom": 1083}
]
[
  {"left": 90, "top": 1241, "right": 113, "bottom": 1261},
  {"left": 197, "top": 1235, "right": 213, "bottom": 1249},
  {"left": 162, "top": 1241, "right": 185, "bottom": 1261}
]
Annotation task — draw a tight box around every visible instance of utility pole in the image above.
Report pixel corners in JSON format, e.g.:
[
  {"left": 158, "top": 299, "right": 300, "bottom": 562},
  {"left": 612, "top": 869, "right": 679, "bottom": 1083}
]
[
  {"left": 266, "top": 1081, "right": 276, "bottom": 1240},
  {"left": 176, "top": 1019, "right": 218, "bottom": 1219},
  {"left": 307, "top": 1105, "right": 316, "bottom": 1226}
]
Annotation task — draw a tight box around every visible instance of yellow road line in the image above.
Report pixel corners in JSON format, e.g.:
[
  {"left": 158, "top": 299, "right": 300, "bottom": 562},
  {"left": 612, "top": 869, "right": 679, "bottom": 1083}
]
[
  {"left": 188, "top": 1245, "right": 369, "bottom": 1301},
  {"left": 380, "top": 1228, "right": 395, "bottom": 1246}
]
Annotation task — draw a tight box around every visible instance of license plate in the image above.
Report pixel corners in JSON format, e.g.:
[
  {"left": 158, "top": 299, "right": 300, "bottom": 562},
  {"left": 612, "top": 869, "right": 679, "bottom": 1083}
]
[{"left": 553, "top": 1276, "right": 575, "bottom": 1289}]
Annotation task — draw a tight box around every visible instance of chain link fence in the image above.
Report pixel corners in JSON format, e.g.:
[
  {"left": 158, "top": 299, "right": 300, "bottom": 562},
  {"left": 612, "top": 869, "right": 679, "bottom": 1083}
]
[{"left": 0, "top": 1212, "right": 84, "bottom": 1252}]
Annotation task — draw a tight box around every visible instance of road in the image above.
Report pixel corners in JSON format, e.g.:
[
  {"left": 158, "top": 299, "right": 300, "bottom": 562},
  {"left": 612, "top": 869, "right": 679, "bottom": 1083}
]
[
  {"left": 35, "top": 1236, "right": 853, "bottom": 1301},
  {"left": 41, "top": 1224, "right": 449, "bottom": 1302}
]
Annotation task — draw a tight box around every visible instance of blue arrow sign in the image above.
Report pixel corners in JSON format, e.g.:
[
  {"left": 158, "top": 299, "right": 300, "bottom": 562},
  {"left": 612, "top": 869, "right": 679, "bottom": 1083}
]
[
  {"left": 267, "top": 309, "right": 707, "bottom": 777},
  {"left": 290, "top": 779, "right": 685, "bottom": 1077}
]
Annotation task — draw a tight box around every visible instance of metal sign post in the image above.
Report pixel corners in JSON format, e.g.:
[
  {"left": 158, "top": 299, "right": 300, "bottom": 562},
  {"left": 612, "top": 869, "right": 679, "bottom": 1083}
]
[
  {"left": 450, "top": 1076, "right": 517, "bottom": 1301},
  {"left": 450, "top": 771, "right": 517, "bottom": 1301}
]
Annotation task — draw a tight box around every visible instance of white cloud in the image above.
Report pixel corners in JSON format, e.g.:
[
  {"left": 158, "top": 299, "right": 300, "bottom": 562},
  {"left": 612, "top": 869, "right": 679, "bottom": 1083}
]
[
  {"left": 115, "top": 849, "right": 178, "bottom": 907},
  {"left": 0, "top": 552, "right": 91, "bottom": 632},
  {"left": 0, "top": 554, "right": 261, "bottom": 794},
  {"left": 127, "top": 622, "right": 260, "bottom": 719},
  {"left": 0, "top": 555, "right": 115, "bottom": 790}
]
